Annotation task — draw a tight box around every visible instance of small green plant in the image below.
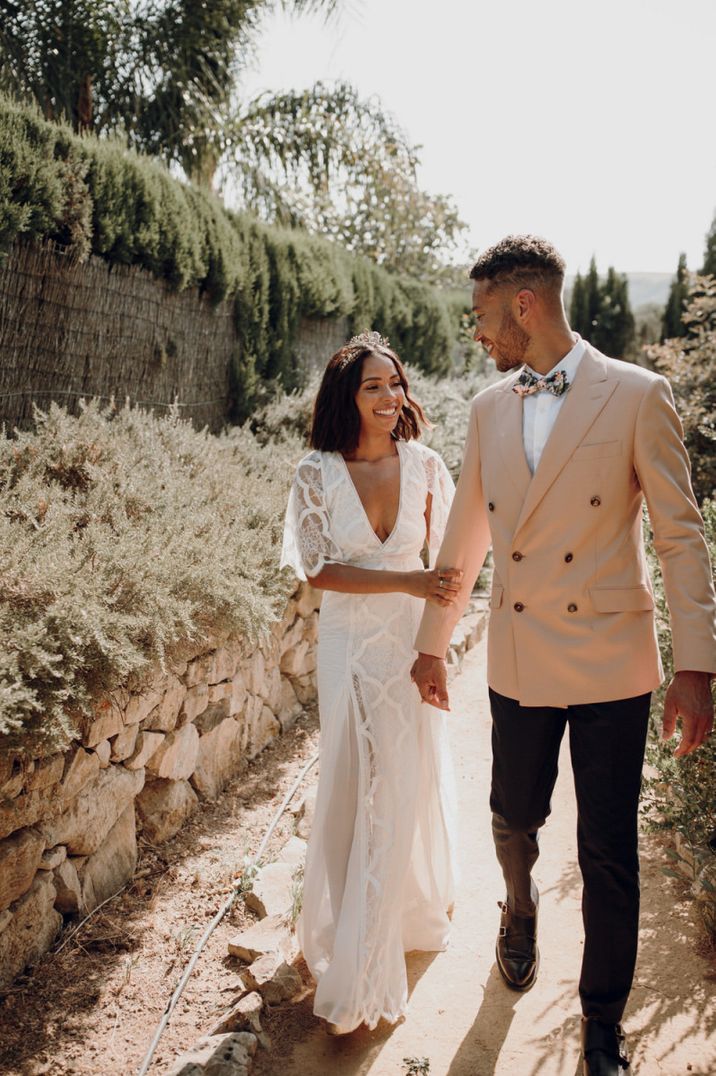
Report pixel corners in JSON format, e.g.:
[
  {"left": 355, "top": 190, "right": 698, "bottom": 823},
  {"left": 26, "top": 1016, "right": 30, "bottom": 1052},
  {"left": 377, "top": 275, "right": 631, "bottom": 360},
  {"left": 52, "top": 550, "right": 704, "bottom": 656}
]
[
  {"left": 173, "top": 924, "right": 201, "bottom": 952},
  {"left": 234, "top": 856, "right": 260, "bottom": 898},
  {"left": 403, "top": 1057, "right": 431, "bottom": 1076},
  {"left": 288, "top": 863, "right": 305, "bottom": 926}
]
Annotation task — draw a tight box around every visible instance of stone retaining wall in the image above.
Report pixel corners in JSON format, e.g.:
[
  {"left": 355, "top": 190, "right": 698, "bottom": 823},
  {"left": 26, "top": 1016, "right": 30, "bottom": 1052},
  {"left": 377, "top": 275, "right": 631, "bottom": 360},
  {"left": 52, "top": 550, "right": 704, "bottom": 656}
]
[{"left": 0, "top": 584, "right": 320, "bottom": 990}]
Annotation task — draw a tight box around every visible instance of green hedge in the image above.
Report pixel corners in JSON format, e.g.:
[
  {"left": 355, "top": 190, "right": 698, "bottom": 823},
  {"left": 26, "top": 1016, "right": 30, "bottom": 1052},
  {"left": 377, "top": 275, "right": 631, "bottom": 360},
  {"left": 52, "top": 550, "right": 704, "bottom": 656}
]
[{"left": 0, "top": 94, "right": 456, "bottom": 419}]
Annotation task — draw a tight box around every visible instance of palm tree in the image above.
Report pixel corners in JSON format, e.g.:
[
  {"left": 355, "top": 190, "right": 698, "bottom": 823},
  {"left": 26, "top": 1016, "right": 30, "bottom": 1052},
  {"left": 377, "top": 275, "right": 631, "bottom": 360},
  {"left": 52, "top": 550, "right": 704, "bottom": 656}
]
[{"left": 0, "top": 0, "right": 467, "bottom": 280}]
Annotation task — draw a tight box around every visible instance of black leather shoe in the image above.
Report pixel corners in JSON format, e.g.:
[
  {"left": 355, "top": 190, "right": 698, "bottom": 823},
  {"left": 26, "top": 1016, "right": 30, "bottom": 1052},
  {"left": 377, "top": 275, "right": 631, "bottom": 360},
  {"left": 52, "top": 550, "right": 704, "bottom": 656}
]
[
  {"left": 581, "top": 1018, "right": 631, "bottom": 1074},
  {"left": 495, "top": 899, "right": 539, "bottom": 991}
]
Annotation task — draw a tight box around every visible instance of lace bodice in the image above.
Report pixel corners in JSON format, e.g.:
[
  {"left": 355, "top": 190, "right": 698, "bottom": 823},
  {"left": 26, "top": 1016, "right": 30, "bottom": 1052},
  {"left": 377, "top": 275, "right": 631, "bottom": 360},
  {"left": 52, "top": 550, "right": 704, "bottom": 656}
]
[{"left": 281, "top": 439, "right": 455, "bottom": 580}]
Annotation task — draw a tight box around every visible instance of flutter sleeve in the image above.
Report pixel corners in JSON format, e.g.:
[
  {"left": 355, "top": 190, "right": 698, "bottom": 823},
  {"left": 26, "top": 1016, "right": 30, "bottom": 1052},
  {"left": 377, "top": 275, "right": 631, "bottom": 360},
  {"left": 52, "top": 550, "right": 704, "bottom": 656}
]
[
  {"left": 424, "top": 449, "right": 456, "bottom": 568},
  {"left": 280, "top": 453, "right": 342, "bottom": 581}
]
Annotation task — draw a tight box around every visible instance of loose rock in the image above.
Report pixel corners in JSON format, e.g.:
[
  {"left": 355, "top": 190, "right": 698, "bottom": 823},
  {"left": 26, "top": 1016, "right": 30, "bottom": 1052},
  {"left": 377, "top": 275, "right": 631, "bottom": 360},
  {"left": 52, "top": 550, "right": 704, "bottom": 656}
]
[
  {"left": 244, "top": 860, "right": 298, "bottom": 920},
  {"left": 240, "top": 952, "right": 303, "bottom": 1004},
  {"left": 227, "top": 914, "right": 298, "bottom": 963},
  {"left": 166, "top": 1031, "right": 257, "bottom": 1076},
  {"left": 209, "top": 992, "right": 264, "bottom": 1037}
]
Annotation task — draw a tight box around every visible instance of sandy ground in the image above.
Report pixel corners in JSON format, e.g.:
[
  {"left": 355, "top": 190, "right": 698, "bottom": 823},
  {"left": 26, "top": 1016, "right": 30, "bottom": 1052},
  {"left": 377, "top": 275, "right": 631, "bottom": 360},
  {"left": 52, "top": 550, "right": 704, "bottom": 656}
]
[{"left": 1, "top": 636, "right": 714, "bottom": 1076}]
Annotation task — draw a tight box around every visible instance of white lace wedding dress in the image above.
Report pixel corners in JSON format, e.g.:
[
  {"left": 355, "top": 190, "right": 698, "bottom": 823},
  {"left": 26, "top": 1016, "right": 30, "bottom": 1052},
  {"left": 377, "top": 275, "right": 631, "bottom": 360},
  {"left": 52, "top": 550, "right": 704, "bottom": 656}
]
[{"left": 281, "top": 438, "right": 459, "bottom": 1030}]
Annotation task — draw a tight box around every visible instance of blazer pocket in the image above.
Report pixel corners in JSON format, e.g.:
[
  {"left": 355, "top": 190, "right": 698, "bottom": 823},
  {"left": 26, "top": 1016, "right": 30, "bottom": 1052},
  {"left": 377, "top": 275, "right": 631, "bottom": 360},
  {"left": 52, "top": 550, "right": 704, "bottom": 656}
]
[
  {"left": 571, "top": 439, "right": 622, "bottom": 462},
  {"left": 589, "top": 585, "right": 655, "bottom": 612},
  {"left": 489, "top": 585, "right": 504, "bottom": 609}
]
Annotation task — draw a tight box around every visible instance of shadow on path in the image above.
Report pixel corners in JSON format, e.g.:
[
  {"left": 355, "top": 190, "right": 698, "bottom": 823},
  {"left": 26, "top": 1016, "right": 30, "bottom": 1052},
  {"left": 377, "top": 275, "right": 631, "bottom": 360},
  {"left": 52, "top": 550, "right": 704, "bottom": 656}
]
[
  {"left": 446, "top": 964, "right": 519, "bottom": 1075},
  {"left": 253, "top": 950, "right": 439, "bottom": 1076}
]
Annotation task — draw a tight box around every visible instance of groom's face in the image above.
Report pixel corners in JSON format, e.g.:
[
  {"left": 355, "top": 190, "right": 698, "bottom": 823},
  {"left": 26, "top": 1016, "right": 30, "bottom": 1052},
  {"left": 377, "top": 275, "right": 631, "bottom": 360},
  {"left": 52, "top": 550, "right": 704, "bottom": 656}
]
[{"left": 472, "top": 279, "right": 530, "bottom": 373}]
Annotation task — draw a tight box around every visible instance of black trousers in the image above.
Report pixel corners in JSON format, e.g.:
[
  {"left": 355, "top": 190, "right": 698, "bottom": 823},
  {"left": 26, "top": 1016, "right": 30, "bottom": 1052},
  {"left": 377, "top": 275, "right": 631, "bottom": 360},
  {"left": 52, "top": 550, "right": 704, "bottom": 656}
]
[{"left": 489, "top": 687, "right": 651, "bottom": 1024}]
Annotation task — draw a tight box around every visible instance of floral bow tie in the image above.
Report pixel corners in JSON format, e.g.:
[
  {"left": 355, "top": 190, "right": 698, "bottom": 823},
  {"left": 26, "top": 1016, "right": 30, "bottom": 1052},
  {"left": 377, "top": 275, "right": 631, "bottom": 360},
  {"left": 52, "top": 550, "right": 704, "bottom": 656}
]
[{"left": 512, "top": 369, "right": 570, "bottom": 398}]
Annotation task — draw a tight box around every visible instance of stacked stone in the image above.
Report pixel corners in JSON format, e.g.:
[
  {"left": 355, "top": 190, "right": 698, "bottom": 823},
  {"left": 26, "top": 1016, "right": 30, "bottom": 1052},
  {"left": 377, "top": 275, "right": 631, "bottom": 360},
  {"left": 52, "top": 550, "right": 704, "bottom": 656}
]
[{"left": 0, "top": 584, "right": 320, "bottom": 990}]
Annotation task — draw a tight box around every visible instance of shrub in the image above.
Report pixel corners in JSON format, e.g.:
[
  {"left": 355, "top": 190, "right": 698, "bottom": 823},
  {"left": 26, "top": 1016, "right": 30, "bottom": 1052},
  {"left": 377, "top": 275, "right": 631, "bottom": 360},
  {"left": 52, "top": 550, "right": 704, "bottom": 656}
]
[
  {"left": 0, "top": 401, "right": 304, "bottom": 758},
  {"left": 0, "top": 96, "right": 88, "bottom": 257},
  {"left": 642, "top": 499, "right": 716, "bottom": 931},
  {"left": 646, "top": 274, "right": 716, "bottom": 504}
]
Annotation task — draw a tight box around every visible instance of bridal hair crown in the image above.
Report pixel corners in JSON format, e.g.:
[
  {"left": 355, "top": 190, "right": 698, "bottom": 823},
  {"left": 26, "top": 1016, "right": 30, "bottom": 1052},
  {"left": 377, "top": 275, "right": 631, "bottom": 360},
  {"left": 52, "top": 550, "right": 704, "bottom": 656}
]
[{"left": 344, "top": 329, "right": 392, "bottom": 354}]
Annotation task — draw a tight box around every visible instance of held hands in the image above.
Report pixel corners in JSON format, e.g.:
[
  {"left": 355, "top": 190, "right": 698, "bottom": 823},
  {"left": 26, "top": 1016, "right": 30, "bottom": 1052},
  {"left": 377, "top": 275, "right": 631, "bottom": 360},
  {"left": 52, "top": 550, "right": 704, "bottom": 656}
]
[
  {"left": 407, "top": 566, "right": 463, "bottom": 607},
  {"left": 411, "top": 652, "right": 450, "bottom": 711},
  {"left": 662, "top": 670, "right": 714, "bottom": 756}
]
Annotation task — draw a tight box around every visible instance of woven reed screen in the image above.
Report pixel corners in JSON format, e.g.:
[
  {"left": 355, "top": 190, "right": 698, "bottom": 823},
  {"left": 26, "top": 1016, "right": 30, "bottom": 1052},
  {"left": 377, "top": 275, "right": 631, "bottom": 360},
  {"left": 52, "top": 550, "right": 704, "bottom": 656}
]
[{"left": 0, "top": 240, "right": 350, "bottom": 433}]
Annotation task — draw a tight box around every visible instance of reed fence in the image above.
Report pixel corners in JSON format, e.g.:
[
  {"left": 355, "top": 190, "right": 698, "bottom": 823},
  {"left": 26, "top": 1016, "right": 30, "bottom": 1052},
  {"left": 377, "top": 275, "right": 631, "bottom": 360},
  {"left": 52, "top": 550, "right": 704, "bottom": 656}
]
[{"left": 0, "top": 239, "right": 349, "bottom": 432}]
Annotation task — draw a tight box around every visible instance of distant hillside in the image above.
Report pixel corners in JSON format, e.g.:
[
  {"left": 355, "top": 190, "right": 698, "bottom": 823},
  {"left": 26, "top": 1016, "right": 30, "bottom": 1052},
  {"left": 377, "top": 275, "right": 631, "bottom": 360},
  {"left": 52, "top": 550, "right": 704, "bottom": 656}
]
[{"left": 566, "top": 272, "right": 672, "bottom": 311}]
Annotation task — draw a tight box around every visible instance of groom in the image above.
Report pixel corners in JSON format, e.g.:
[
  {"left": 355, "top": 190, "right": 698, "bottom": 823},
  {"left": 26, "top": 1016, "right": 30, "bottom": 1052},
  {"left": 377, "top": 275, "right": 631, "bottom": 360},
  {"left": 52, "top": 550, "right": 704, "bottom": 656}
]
[{"left": 412, "top": 235, "right": 716, "bottom": 1075}]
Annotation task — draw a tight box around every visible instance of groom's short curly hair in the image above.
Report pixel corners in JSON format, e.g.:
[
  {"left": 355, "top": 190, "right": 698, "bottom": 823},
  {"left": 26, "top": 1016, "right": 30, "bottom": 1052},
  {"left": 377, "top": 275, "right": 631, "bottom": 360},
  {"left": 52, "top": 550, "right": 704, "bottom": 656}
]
[{"left": 470, "top": 235, "right": 566, "bottom": 298}]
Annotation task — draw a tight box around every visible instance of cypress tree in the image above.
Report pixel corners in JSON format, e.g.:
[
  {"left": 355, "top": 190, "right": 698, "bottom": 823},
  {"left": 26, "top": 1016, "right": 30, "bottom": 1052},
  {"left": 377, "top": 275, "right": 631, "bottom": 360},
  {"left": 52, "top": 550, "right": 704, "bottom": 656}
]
[
  {"left": 569, "top": 272, "right": 589, "bottom": 337},
  {"left": 586, "top": 256, "right": 601, "bottom": 336},
  {"left": 701, "top": 212, "right": 716, "bottom": 276},
  {"left": 592, "top": 267, "right": 635, "bottom": 358},
  {"left": 661, "top": 253, "right": 689, "bottom": 341}
]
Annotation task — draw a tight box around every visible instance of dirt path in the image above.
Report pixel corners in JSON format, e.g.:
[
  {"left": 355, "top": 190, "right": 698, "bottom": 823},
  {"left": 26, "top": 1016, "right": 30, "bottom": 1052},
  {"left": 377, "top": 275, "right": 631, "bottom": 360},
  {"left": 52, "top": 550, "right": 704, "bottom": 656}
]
[
  {"left": 254, "top": 639, "right": 716, "bottom": 1076},
  {"left": 1, "top": 637, "right": 714, "bottom": 1075},
  {"left": 0, "top": 710, "right": 322, "bottom": 1076}
]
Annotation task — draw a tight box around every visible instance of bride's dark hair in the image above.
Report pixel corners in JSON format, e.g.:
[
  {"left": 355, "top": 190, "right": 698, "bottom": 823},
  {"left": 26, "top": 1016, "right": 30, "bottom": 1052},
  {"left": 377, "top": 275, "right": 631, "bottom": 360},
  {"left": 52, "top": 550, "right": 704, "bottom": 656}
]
[{"left": 309, "top": 332, "right": 430, "bottom": 453}]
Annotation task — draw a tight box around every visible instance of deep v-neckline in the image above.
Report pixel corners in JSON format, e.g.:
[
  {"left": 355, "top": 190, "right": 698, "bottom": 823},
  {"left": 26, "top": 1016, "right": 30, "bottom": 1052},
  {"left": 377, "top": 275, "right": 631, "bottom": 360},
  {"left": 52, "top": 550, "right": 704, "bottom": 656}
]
[{"left": 338, "top": 441, "right": 404, "bottom": 547}]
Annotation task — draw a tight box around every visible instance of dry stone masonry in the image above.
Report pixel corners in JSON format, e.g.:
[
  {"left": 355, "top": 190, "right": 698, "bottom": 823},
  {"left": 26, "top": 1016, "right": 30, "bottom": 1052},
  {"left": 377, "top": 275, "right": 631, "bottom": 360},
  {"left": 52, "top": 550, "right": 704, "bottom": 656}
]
[{"left": 0, "top": 582, "right": 320, "bottom": 990}]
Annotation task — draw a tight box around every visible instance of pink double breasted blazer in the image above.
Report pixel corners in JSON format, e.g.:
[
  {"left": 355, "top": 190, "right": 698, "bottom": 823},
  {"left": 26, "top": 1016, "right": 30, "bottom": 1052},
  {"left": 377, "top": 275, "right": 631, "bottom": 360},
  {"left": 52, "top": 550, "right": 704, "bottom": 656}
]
[{"left": 415, "top": 343, "right": 716, "bottom": 706}]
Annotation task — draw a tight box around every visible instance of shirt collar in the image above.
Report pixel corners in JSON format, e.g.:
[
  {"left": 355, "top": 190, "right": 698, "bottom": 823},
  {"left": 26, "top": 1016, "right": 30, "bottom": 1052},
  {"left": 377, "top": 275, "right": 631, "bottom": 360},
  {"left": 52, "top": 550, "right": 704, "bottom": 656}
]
[{"left": 523, "top": 333, "right": 585, "bottom": 382}]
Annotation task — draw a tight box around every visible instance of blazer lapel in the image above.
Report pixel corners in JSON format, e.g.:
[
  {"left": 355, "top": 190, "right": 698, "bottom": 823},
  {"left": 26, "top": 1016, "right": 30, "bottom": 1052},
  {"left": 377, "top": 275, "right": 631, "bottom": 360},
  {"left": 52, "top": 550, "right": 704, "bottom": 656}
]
[
  {"left": 493, "top": 371, "right": 532, "bottom": 500},
  {"left": 513, "top": 346, "right": 618, "bottom": 537}
]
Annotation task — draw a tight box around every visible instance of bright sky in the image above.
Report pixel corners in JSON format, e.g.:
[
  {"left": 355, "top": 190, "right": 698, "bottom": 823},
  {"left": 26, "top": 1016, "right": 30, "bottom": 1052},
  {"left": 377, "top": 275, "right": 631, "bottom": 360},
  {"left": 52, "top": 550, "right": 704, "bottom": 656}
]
[{"left": 239, "top": 0, "right": 716, "bottom": 276}]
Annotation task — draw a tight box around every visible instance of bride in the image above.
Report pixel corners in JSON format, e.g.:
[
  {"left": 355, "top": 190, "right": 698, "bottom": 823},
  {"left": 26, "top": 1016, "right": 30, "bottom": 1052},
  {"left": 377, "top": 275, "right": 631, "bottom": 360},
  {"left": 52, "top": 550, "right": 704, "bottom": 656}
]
[{"left": 281, "top": 331, "right": 461, "bottom": 1034}]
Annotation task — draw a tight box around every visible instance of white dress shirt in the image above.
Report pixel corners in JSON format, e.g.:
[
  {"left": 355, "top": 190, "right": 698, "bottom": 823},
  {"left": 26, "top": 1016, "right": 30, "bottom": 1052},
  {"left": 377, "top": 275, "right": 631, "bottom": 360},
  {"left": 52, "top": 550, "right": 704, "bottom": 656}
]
[{"left": 521, "top": 334, "right": 586, "bottom": 473}]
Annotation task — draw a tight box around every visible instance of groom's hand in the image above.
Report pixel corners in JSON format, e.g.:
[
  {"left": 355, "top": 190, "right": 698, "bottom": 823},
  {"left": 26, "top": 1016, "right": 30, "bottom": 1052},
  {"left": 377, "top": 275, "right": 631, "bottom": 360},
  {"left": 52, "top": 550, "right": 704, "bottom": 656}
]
[
  {"left": 662, "top": 670, "right": 714, "bottom": 756},
  {"left": 411, "top": 652, "right": 450, "bottom": 711}
]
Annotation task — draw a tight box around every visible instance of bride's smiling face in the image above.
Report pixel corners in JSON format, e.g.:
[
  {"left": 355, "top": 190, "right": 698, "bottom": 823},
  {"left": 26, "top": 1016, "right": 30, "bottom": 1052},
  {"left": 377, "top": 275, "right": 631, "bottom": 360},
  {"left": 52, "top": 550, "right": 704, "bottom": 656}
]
[{"left": 354, "top": 352, "right": 405, "bottom": 435}]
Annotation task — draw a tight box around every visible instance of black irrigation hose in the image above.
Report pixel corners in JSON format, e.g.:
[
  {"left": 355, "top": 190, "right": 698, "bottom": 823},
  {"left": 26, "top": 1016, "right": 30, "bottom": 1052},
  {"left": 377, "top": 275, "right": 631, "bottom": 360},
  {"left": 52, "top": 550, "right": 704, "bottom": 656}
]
[{"left": 136, "top": 750, "right": 320, "bottom": 1076}]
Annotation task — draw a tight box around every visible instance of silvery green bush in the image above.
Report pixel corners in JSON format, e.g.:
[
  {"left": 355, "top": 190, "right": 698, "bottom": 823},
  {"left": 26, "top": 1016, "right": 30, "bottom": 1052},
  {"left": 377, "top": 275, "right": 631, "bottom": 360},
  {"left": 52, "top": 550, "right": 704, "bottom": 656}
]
[{"left": 0, "top": 400, "right": 303, "bottom": 756}]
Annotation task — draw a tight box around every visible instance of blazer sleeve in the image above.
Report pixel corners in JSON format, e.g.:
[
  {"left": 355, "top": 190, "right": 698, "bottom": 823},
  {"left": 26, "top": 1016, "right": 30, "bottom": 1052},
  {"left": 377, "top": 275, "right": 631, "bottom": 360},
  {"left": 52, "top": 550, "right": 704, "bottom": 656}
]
[
  {"left": 633, "top": 375, "right": 716, "bottom": 674},
  {"left": 414, "top": 397, "right": 492, "bottom": 658}
]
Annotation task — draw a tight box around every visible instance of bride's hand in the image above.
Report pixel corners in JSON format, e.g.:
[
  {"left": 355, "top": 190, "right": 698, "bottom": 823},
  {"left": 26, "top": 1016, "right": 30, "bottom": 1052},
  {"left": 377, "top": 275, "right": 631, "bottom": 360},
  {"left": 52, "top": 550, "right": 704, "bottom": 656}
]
[{"left": 407, "top": 567, "right": 463, "bottom": 606}]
